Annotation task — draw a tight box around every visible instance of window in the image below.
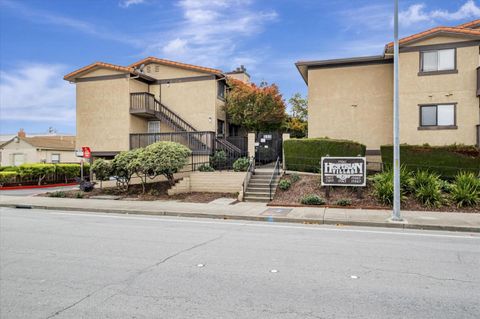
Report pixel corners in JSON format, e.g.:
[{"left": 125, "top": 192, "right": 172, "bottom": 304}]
[
  {"left": 217, "top": 119, "right": 225, "bottom": 136},
  {"left": 12, "top": 153, "right": 25, "bottom": 166},
  {"left": 420, "top": 49, "right": 456, "bottom": 74},
  {"left": 419, "top": 104, "right": 456, "bottom": 129},
  {"left": 51, "top": 154, "right": 60, "bottom": 164},
  {"left": 217, "top": 81, "right": 226, "bottom": 99}
]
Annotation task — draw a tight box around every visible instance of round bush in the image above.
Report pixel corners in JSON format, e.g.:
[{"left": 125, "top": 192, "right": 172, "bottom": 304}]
[
  {"left": 300, "top": 194, "right": 325, "bottom": 205},
  {"left": 233, "top": 157, "right": 250, "bottom": 172}
]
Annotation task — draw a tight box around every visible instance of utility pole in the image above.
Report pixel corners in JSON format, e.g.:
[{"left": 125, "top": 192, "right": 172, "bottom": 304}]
[{"left": 392, "top": 0, "right": 402, "bottom": 221}]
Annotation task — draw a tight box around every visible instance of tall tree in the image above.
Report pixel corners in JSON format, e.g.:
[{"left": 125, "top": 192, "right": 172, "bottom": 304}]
[
  {"left": 289, "top": 92, "right": 308, "bottom": 121},
  {"left": 225, "top": 78, "right": 286, "bottom": 132}
]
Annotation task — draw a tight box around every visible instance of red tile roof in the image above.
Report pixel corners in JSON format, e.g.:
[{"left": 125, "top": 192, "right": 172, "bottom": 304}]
[
  {"left": 456, "top": 19, "right": 480, "bottom": 29},
  {"left": 64, "top": 62, "right": 133, "bottom": 81},
  {"left": 385, "top": 26, "right": 480, "bottom": 49},
  {"left": 129, "top": 57, "right": 223, "bottom": 75}
]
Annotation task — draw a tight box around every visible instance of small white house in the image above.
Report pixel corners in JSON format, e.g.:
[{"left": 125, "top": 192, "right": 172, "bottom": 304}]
[{"left": 0, "top": 133, "right": 79, "bottom": 166}]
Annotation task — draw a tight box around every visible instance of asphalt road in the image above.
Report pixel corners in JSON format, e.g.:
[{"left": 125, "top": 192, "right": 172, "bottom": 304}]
[{"left": 1, "top": 208, "right": 479, "bottom": 319}]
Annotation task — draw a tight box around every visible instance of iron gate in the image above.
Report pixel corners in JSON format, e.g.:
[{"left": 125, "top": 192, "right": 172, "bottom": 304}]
[{"left": 255, "top": 132, "right": 282, "bottom": 165}]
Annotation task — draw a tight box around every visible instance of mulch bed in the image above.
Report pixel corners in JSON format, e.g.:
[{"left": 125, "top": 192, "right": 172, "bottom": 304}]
[
  {"left": 38, "top": 180, "right": 237, "bottom": 203},
  {"left": 270, "top": 174, "right": 479, "bottom": 213}
]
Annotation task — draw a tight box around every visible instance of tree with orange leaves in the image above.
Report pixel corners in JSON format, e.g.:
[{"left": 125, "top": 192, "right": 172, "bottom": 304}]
[{"left": 225, "top": 78, "right": 286, "bottom": 132}]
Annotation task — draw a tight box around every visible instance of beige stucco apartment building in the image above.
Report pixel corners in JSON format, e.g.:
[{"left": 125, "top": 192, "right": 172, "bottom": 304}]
[
  {"left": 64, "top": 58, "right": 249, "bottom": 158},
  {"left": 296, "top": 20, "right": 480, "bottom": 152}
]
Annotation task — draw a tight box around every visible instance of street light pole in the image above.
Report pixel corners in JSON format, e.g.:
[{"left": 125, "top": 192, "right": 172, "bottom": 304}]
[{"left": 392, "top": 0, "right": 402, "bottom": 221}]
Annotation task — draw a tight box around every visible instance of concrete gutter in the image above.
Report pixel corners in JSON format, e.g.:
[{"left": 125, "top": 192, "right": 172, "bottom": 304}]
[{"left": 0, "top": 196, "right": 479, "bottom": 233}]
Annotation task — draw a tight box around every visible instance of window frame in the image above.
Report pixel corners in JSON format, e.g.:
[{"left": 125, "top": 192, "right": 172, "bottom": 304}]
[
  {"left": 51, "top": 153, "right": 61, "bottom": 164},
  {"left": 217, "top": 80, "right": 226, "bottom": 100},
  {"left": 418, "top": 103, "right": 457, "bottom": 130},
  {"left": 418, "top": 48, "right": 458, "bottom": 76}
]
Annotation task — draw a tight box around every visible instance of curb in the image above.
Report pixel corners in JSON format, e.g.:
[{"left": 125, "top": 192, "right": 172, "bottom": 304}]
[
  {"left": 2, "top": 203, "right": 479, "bottom": 233},
  {"left": 0, "top": 183, "right": 78, "bottom": 191}
]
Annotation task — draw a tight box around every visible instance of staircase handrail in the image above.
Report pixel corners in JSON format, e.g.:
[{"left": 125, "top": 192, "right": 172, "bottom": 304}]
[{"left": 269, "top": 157, "right": 280, "bottom": 200}]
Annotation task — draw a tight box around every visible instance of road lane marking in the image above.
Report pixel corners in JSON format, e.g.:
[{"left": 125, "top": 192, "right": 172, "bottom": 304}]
[{"left": 2, "top": 208, "right": 479, "bottom": 240}]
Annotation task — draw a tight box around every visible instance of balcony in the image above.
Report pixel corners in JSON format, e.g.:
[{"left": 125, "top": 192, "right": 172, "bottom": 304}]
[
  {"left": 130, "top": 92, "right": 158, "bottom": 118},
  {"left": 129, "top": 131, "right": 215, "bottom": 154}
]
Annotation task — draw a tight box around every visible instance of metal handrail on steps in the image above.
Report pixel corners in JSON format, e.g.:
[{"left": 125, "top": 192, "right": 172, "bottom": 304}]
[
  {"left": 269, "top": 157, "right": 280, "bottom": 200},
  {"left": 242, "top": 157, "right": 255, "bottom": 200}
]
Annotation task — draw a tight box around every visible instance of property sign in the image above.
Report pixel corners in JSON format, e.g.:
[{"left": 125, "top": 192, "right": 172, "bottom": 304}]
[
  {"left": 75, "top": 150, "right": 84, "bottom": 157},
  {"left": 82, "top": 146, "right": 92, "bottom": 159},
  {"left": 321, "top": 157, "right": 366, "bottom": 187}
]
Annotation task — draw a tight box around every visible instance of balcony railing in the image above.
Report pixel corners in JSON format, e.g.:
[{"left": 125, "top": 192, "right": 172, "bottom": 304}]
[{"left": 130, "top": 131, "right": 215, "bottom": 154}]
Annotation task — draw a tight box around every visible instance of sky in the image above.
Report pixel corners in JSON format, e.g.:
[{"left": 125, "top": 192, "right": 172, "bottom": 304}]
[{"left": 1, "top": 0, "right": 479, "bottom": 135}]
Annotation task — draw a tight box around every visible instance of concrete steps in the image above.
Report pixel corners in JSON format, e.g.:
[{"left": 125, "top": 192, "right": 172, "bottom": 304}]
[{"left": 243, "top": 171, "right": 280, "bottom": 202}]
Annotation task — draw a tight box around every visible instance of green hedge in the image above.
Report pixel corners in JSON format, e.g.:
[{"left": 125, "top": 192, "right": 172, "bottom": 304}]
[
  {"left": 284, "top": 138, "right": 366, "bottom": 172},
  {"left": 0, "top": 163, "right": 88, "bottom": 186},
  {"left": 381, "top": 144, "right": 480, "bottom": 178}
]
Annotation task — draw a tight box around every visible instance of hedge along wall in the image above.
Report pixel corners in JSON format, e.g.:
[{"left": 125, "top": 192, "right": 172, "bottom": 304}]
[
  {"left": 284, "top": 138, "right": 366, "bottom": 173},
  {"left": 381, "top": 144, "right": 480, "bottom": 178},
  {"left": 0, "top": 163, "right": 90, "bottom": 186}
]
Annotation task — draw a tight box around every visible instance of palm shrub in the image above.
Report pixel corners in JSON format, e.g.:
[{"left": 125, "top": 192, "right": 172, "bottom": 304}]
[
  {"left": 408, "top": 171, "right": 444, "bottom": 207},
  {"left": 371, "top": 167, "right": 410, "bottom": 205},
  {"left": 450, "top": 172, "right": 480, "bottom": 207},
  {"left": 233, "top": 157, "right": 250, "bottom": 172}
]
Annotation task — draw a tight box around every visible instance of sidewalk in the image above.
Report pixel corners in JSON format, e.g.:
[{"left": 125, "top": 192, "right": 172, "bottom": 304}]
[{"left": 0, "top": 195, "right": 479, "bottom": 232}]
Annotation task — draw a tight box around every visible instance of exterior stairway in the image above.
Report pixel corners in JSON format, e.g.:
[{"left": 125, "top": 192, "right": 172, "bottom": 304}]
[
  {"left": 130, "top": 92, "right": 243, "bottom": 158},
  {"left": 244, "top": 170, "right": 281, "bottom": 202}
]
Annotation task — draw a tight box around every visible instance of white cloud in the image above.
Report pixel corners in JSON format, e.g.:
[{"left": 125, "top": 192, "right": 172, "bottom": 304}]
[
  {"left": 119, "top": 0, "right": 145, "bottom": 8},
  {"left": 144, "top": 0, "right": 278, "bottom": 72},
  {"left": 400, "top": 0, "right": 480, "bottom": 26},
  {"left": 0, "top": 64, "right": 75, "bottom": 123},
  {"left": 0, "top": 0, "right": 140, "bottom": 46}
]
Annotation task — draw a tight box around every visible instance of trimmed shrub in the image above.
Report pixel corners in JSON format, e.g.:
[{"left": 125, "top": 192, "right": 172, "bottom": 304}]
[
  {"left": 335, "top": 199, "right": 352, "bottom": 206},
  {"left": 300, "top": 194, "right": 325, "bottom": 205},
  {"left": 381, "top": 144, "right": 480, "bottom": 178},
  {"left": 0, "top": 171, "right": 18, "bottom": 185},
  {"left": 0, "top": 166, "right": 17, "bottom": 172},
  {"left": 278, "top": 179, "right": 292, "bottom": 191},
  {"left": 144, "top": 141, "right": 191, "bottom": 185},
  {"left": 55, "top": 164, "right": 83, "bottom": 182},
  {"left": 91, "top": 159, "right": 112, "bottom": 189},
  {"left": 198, "top": 163, "right": 215, "bottom": 172},
  {"left": 450, "top": 172, "right": 480, "bottom": 207},
  {"left": 210, "top": 150, "right": 227, "bottom": 170},
  {"left": 17, "top": 164, "right": 56, "bottom": 185},
  {"left": 233, "top": 157, "right": 250, "bottom": 172},
  {"left": 290, "top": 173, "right": 300, "bottom": 183},
  {"left": 111, "top": 150, "right": 139, "bottom": 191},
  {"left": 284, "top": 138, "right": 366, "bottom": 172}
]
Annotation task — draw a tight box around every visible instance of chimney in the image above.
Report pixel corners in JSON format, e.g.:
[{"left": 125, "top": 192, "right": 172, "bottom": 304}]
[
  {"left": 17, "top": 128, "right": 26, "bottom": 138},
  {"left": 226, "top": 65, "right": 250, "bottom": 83}
]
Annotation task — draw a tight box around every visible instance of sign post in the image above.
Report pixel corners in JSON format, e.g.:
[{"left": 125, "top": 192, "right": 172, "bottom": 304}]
[{"left": 392, "top": 0, "right": 403, "bottom": 221}]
